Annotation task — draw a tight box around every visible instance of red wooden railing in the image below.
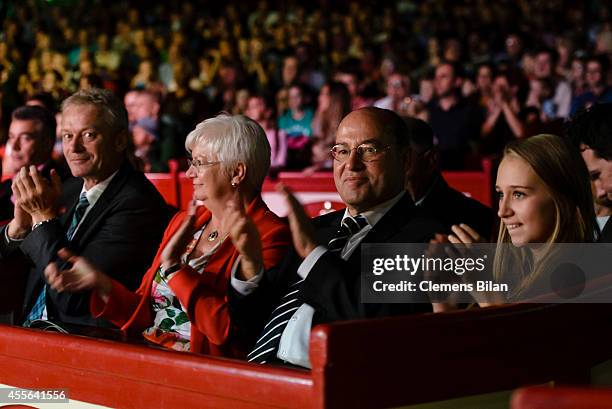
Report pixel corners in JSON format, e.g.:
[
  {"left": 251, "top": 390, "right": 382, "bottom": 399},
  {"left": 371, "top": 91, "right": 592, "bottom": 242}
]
[{"left": 1, "top": 302, "right": 612, "bottom": 408}]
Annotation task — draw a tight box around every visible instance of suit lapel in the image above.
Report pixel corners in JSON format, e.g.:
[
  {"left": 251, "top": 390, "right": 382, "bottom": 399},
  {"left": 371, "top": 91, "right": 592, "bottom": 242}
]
[
  {"left": 69, "top": 162, "right": 132, "bottom": 245},
  {"left": 314, "top": 211, "right": 344, "bottom": 245},
  {"left": 362, "top": 193, "right": 415, "bottom": 245}
]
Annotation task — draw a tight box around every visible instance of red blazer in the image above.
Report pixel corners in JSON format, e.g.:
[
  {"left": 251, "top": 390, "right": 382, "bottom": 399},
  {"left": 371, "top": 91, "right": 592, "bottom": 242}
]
[{"left": 91, "top": 196, "right": 290, "bottom": 357}]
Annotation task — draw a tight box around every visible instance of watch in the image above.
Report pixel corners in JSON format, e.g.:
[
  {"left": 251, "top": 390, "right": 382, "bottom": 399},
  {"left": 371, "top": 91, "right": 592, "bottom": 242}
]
[{"left": 32, "top": 218, "right": 57, "bottom": 231}]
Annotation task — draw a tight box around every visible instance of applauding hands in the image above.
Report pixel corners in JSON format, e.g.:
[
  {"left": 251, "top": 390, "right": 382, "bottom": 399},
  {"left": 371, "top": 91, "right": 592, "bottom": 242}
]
[
  {"left": 7, "top": 166, "right": 62, "bottom": 239},
  {"left": 44, "top": 248, "right": 112, "bottom": 302}
]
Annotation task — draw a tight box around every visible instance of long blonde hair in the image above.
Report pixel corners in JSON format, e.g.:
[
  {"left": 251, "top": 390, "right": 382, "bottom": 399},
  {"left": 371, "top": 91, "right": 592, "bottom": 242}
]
[{"left": 493, "top": 134, "right": 597, "bottom": 296}]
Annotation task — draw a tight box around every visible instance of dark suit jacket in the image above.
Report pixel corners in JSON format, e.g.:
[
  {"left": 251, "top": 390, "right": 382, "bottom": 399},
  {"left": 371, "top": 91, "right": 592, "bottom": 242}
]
[
  {"left": 417, "top": 175, "right": 496, "bottom": 240},
  {"left": 0, "top": 161, "right": 172, "bottom": 327},
  {"left": 601, "top": 217, "right": 612, "bottom": 243},
  {"left": 230, "top": 193, "right": 442, "bottom": 345}
]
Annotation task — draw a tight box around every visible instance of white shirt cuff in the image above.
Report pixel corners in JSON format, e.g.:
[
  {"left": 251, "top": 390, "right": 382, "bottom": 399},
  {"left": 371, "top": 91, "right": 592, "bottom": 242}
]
[
  {"left": 3, "top": 225, "right": 25, "bottom": 245},
  {"left": 230, "top": 255, "right": 264, "bottom": 295},
  {"left": 277, "top": 303, "right": 314, "bottom": 368},
  {"left": 297, "top": 245, "right": 328, "bottom": 279}
]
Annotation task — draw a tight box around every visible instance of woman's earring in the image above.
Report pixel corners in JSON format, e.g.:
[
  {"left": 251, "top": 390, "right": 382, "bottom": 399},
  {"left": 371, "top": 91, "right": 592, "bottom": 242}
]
[{"left": 231, "top": 181, "right": 238, "bottom": 188}]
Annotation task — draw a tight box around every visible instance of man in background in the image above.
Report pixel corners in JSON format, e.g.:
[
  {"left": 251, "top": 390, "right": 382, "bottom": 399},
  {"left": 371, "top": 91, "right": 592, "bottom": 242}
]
[{"left": 566, "top": 103, "right": 612, "bottom": 242}]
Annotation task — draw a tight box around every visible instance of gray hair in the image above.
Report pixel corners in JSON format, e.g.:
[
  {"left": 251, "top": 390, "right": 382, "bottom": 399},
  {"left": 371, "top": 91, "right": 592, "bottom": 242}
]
[
  {"left": 61, "top": 88, "right": 129, "bottom": 136},
  {"left": 185, "top": 113, "right": 271, "bottom": 193}
]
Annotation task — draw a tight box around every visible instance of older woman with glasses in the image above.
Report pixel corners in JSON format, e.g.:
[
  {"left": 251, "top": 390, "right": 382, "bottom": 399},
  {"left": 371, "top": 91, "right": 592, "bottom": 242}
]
[{"left": 44, "top": 114, "right": 291, "bottom": 358}]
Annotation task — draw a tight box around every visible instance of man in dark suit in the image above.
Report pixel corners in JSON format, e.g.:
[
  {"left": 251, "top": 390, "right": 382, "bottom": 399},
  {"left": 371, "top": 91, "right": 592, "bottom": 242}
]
[
  {"left": 232, "top": 108, "right": 442, "bottom": 368},
  {"left": 0, "top": 88, "right": 171, "bottom": 327},
  {"left": 566, "top": 103, "right": 612, "bottom": 242},
  {"left": 402, "top": 117, "right": 495, "bottom": 240},
  {"left": 0, "top": 106, "right": 69, "bottom": 222}
]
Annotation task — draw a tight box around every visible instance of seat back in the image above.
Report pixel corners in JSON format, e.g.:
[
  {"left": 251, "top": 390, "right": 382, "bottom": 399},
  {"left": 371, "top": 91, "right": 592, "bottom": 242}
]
[{"left": 145, "top": 173, "right": 179, "bottom": 208}]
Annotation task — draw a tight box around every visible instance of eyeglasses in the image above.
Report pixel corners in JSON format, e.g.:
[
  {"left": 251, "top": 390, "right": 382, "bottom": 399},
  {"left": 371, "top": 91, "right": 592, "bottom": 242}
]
[
  {"left": 187, "top": 158, "right": 221, "bottom": 172},
  {"left": 330, "top": 143, "right": 392, "bottom": 163}
]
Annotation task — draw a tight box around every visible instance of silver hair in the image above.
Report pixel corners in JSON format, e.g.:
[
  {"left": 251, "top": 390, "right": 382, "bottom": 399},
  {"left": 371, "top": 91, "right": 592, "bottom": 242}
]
[
  {"left": 61, "top": 88, "right": 129, "bottom": 136},
  {"left": 185, "top": 113, "right": 271, "bottom": 192}
]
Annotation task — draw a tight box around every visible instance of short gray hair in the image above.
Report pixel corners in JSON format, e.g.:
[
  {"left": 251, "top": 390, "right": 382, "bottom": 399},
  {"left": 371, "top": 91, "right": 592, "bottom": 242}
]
[
  {"left": 185, "top": 113, "right": 271, "bottom": 193},
  {"left": 61, "top": 88, "right": 128, "bottom": 136}
]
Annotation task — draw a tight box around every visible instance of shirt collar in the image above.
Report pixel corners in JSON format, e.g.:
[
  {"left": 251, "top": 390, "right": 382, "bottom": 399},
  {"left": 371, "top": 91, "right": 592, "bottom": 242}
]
[
  {"left": 342, "top": 191, "right": 406, "bottom": 228},
  {"left": 79, "top": 169, "right": 119, "bottom": 208}
]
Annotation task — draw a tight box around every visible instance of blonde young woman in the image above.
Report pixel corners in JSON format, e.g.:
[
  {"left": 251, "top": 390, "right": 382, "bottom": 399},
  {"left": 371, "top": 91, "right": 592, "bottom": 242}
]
[{"left": 443, "top": 134, "right": 597, "bottom": 305}]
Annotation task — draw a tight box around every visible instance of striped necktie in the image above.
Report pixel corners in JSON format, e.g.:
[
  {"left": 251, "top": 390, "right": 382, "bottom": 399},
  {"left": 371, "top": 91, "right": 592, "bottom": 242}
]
[
  {"left": 248, "top": 214, "right": 368, "bottom": 364},
  {"left": 66, "top": 193, "right": 90, "bottom": 241},
  {"left": 327, "top": 214, "right": 368, "bottom": 252},
  {"left": 24, "top": 192, "right": 90, "bottom": 326}
]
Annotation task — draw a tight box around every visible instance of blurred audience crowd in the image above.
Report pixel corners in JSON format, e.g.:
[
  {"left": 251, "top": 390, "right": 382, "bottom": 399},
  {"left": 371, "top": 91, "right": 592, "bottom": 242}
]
[{"left": 0, "top": 0, "right": 611, "bottom": 172}]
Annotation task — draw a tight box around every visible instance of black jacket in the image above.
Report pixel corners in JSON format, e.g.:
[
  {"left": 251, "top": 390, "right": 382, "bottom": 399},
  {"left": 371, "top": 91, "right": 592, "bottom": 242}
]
[{"left": 0, "top": 161, "right": 172, "bottom": 327}]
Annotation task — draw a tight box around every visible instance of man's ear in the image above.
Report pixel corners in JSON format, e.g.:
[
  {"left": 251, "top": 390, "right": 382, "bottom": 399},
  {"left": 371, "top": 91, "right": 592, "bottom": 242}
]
[{"left": 426, "top": 147, "right": 440, "bottom": 169}]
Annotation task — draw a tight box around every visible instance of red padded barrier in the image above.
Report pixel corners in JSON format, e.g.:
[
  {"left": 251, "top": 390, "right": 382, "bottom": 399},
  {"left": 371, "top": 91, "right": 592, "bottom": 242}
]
[
  {"left": 2, "top": 302, "right": 612, "bottom": 408},
  {"left": 512, "top": 386, "right": 612, "bottom": 409},
  {"left": 0, "top": 325, "right": 312, "bottom": 409},
  {"left": 308, "top": 303, "right": 612, "bottom": 408}
]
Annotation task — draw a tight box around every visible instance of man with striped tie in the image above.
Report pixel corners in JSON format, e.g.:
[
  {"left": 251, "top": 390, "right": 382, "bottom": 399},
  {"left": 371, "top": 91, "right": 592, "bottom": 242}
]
[
  {"left": 231, "top": 107, "right": 442, "bottom": 368},
  {"left": 0, "top": 88, "right": 171, "bottom": 328}
]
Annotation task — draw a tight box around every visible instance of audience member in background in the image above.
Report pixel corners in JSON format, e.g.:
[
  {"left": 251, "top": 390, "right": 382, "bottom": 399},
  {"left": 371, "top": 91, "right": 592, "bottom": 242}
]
[
  {"left": 427, "top": 62, "right": 484, "bottom": 169},
  {"left": 530, "top": 47, "right": 572, "bottom": 119},
  {"left": 566, "top": 103, "right": 612, "bottom": 242},
  {"left": 567, "top": 56, "right": 586, "bottom": 98},
  {"left": 45, "top": 114, "right": 290, "bottom": 358},
  {"left": 245, "top": 95, "right": 287, "bottom": 172},
  {"left": 439, "top": 134, "right": 596, "bottom": 307},
  {"left": 403, "top": 117, "right": 495, "bottom": 240},
  {"left": 472, "top": 63, "right": 494, "bottom": 109},
  {"left": 374, "top": 73, "right": 411, "bottom": 116},
  {"left": 132, "top": 89, "right": 183, "bottom": 171},
  {"left": 25, "top": 93, "right": 64, "bottom": 165},
  {"left": 276, "top": 55, "right": 300, "bottom": 93},
  {"left": 305, "top": 81, "right": 351, "bottom": 174},
  {"left": 0, "top": 106, "right": 68, "bottom": 221},
  {"left": 334, "top": 66, "right": 369, "bottom": 110},
  {"left": 0, "top": 88, "right": 171, "bottom": 328},
  {"left": 570, "top": 56, "right": 612, "bottom": 114},
  {"left": 161, "top": 59, "right": 210, "bottom": 138},
  {"left": 131, "top": 117, "right": 163, "bottom": 173},
  {"left": 593, "top": 178, "right": 612, "bottom": 238},
  {"left": 236, "top": 108, "right": 442, "bottom": 368},
  {"left": 278, "top": 84, "right": 314, "bottom": 169},
  {"left": 124, "top": 90, "right": 140, "bottom": 127},
  {"left": 480, "top": 71, "right": 525, "bottom": 154}
]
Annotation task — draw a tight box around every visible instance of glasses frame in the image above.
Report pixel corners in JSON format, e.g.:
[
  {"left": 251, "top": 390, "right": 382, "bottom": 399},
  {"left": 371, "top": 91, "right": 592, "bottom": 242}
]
[
  {"left": 330, "top": 143, "right": 392, "bottom": 163},
  {"left": 187, "top": 158, "right": 222, "bottom": 172}
]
